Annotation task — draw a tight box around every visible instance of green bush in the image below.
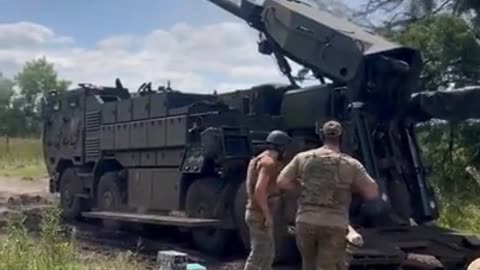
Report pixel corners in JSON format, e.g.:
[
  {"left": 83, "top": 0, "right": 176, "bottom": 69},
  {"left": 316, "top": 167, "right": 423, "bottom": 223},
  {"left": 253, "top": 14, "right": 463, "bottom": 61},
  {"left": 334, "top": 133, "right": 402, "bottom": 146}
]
[
  {"left": 0, "top": 206, "right": 79, "bottom": 270},
  {"left": 417, "top": 123, "right": 480, "bottom": 233}
]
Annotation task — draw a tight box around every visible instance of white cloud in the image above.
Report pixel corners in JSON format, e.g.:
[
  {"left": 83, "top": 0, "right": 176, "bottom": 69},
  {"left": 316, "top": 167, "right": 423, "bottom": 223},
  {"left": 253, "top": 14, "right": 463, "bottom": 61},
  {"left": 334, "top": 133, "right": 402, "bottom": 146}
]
[
  {"left": 0, "top": 22, "right": 74, "bottom": 49},
  {"left": 0, "top": 20, "right": 296, "bottom": 93},
  {"left": 0, "top": 22, "right": 54, "bottom": 47},
  {"left": 96, "top": 35, "right": 136, "bottom": 51}
]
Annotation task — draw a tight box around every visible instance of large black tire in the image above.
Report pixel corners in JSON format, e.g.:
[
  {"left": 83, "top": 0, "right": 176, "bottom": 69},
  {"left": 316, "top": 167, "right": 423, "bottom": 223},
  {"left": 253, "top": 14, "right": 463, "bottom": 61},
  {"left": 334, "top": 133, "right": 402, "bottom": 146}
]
[
  {"left": 233, "top": 181, "right": 299, "bottom": 264},
  {"left": 59, "top": 167, "right": 84, "bottom": 220},
  {"left": 96, "top": 172, "right": 125, "bottom": 231},
  {"left": 233, "top": 181, "right": 250, "bottom": 251},
  {"left": 185, "top": 177, "right": 233, "bottom": 256}
]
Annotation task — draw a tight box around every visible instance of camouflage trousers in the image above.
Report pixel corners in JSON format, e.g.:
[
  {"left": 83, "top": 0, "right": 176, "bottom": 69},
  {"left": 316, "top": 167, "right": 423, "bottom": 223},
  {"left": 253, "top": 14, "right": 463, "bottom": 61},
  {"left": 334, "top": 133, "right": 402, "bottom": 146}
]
[
  {"left": 243, "top": 210, "right": 275, "bottom": 270},
  {"left": 295, "top": 222, "right": 348, "bottom": 270}
]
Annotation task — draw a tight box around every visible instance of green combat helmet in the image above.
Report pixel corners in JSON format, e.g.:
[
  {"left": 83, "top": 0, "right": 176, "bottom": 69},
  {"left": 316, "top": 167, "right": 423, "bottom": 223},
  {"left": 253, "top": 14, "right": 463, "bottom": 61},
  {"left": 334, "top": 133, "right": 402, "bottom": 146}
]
[
  {"left": 266, "top": 130, "right": 291, "bottom": 147},
  {"left": 265, "top": 130, "right": 291, "bottom": 159}
]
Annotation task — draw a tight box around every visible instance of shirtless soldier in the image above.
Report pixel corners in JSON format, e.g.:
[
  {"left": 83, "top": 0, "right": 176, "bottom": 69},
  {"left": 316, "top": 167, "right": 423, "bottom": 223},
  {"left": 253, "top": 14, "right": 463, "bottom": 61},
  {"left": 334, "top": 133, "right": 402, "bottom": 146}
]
[
  {"left": 277, "top": 120, "right": 378, "bottom": 270},
  {"left": 243, "top": 130, "right": 292, "bottom": 270}
]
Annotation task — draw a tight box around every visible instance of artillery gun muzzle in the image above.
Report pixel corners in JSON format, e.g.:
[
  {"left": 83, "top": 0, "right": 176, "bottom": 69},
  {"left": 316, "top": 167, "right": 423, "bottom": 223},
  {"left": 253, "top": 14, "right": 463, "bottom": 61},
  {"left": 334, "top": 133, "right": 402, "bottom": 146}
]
[{"left": 207, "top": 0, "right": 245, "bottom": 20}]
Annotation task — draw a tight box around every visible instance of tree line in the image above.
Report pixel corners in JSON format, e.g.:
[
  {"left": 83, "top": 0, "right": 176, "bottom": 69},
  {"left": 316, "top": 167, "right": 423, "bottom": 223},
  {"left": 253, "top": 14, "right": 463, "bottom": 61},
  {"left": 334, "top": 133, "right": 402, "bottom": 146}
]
[{"left": 0, "top": 58, "right": 70, "bottom": 139}]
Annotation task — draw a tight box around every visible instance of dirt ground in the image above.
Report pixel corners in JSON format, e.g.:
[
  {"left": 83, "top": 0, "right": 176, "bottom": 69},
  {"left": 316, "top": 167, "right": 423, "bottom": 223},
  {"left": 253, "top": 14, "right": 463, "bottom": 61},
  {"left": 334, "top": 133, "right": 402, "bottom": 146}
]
[
  {"left": 0, "top": 176, "right": 50, "bottom": 200},
  {"left": 0, "top": 177, "right": 51, "bottom": 228}
]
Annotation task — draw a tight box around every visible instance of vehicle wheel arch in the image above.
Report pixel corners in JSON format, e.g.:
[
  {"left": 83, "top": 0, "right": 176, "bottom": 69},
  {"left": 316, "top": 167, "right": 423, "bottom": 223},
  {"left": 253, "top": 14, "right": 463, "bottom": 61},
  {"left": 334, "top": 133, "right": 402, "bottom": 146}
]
[
  {"left": 95, "top": 171, "right": 126, "bottom": 230},
  {"left": 58, "top": 165, "right": 84, "bottom": 220},
  {"left": 55, "top": 159, "right": 74, "bottom": 183},
  {"left": 92, "top": 159, "right": 125, "bottom": 200},
  {"left": 184, "top": 176, "right": 236, "bottom": 255},
  {"left": 179, "top": 173, "right": 225, "bottom": 209}
]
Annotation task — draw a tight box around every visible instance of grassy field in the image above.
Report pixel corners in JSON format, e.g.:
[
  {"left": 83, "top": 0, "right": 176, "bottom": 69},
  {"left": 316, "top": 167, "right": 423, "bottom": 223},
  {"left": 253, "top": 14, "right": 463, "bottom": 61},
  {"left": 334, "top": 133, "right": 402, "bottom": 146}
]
[
  {"left": 0, "top": 137, "right": 46, "bottom": 180},
  {"left": 0, "top": 206, "right": 143, "bottom": 270},
  {"left": 434, "top": 191, "right": 480, "bottom": 234}
]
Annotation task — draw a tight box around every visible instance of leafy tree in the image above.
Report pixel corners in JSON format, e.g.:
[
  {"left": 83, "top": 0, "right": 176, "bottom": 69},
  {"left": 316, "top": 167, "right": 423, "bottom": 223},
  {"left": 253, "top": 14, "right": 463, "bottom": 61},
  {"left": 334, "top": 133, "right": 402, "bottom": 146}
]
[
  {"left": 15, "top": 57, "right": 70, "bottom": 112},
  {"left": 14, "top": 57, "right": 71, "bottom": 136},
  {"left": 391, "top": 15, "right": 480, "bottom": 90},
  {"left": 0, "top": 73, "right": 14, "bottom": 110},
  {"left": 354, "top": 0, "right": 480, "bottom": 28},
  {"left": 0, "top": 74, "right": 20, "bottom": 150}
]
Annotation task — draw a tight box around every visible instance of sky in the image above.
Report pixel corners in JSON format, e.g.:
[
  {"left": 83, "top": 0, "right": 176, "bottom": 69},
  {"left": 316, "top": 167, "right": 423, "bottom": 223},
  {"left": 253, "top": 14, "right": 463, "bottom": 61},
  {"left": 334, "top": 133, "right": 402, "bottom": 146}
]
[{"left": 0, "top": 0, "right": 364, "bottom": 93}]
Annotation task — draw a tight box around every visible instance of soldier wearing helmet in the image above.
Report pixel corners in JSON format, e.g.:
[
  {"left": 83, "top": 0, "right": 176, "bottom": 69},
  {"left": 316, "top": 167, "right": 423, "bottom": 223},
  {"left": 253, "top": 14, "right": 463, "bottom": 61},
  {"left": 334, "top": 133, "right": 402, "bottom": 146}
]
[
  {"left": 277, "top": 120, "right": 378, "bottom": 270},
  {"left": 243, "top": 130, "right": 292, "bottom": 270}
]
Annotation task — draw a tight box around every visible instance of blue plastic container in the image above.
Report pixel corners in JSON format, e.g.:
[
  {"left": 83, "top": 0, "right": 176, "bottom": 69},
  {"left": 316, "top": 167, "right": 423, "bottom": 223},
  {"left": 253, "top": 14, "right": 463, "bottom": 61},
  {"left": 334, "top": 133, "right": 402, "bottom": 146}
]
[{"left": 187, "top": 263, "right": 207, "bottom": 270}]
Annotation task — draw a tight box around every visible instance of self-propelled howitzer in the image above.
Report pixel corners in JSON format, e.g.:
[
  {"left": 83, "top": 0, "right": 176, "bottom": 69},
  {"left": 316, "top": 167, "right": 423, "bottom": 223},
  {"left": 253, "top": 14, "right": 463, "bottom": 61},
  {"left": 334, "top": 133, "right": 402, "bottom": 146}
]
[{"left": 41, "top": 1, "right": 480, "bottom": 269}]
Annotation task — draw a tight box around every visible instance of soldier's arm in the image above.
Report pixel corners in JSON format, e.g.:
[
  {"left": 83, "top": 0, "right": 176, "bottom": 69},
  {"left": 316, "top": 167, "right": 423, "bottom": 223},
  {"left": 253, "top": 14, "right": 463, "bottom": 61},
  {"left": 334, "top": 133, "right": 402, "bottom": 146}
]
[
  {"left": 254, "top": 159, "right": 275, "bottom": 220},
  {"left": 277, "top": 155, "right": 300, "bottom": 191},
  {"left": 351, "top": 160, "right": 378, "bottom": 200}
]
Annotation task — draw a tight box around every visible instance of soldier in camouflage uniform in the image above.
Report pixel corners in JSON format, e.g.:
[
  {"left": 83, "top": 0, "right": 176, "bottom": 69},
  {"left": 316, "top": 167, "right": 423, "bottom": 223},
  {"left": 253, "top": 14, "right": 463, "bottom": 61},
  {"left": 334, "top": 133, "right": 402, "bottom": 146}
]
[
  {"left": 244, "top": 130, "right": 292, "bottom": 270},
  {"left": 277, "top": 120, "right": 378, "bottom": 270}
]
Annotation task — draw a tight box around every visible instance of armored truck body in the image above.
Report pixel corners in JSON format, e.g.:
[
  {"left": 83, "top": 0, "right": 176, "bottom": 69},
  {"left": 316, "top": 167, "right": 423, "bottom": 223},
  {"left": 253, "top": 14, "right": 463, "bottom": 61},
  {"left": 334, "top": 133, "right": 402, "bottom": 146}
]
[{"left": 43, "top": 83, "right": 246, "bottom": 224}]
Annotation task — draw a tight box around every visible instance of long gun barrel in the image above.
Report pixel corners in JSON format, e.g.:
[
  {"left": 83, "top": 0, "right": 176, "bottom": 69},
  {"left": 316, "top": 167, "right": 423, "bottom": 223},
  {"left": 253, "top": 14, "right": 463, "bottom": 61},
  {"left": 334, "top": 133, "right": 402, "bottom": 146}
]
[
  {"left": 207, "top": 0, "right": 245, "bottom": 20},
  {"left": 408, "top": 86, "right": 480, "bottom": 122},
  {"left": 207, "top": 0, "right": 264, "bottom": 32}
]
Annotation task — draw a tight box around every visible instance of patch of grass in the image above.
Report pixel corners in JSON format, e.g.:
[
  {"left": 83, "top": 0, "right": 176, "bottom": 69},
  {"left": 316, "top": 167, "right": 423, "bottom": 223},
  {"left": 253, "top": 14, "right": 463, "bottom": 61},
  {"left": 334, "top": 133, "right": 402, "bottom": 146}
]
[
  {"left": 0, "top": 205, "right": 144, "bottom": 270},
  {"left": 80, "top": 252, "right": 143, "bottom": 270},
  {"left": 0, "top": 162, "right": 46, "bottom": 180},
  {"left": 0, "top": 137, "right": 46, "bottom": 179},
  {"left": 0, "top": 206, "right": 80, "bottom": 270},
  {"left": 437, "top": 198, "right": 480, "bottom": 234},
  {"left": 0, "top": 137, "right": 43, "bottom": 163}
]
